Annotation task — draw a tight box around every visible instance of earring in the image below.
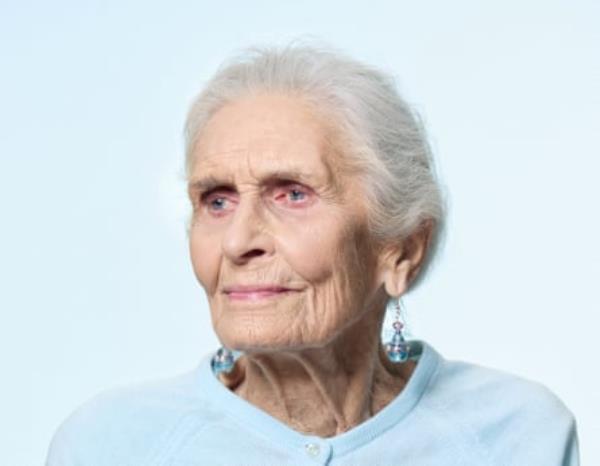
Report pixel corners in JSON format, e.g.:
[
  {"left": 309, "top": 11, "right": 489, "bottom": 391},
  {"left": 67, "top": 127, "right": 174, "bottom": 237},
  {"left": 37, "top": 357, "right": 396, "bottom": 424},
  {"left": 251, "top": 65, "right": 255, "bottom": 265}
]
[
  {"left": 384, "top": 296, "right": 411, "bottom": 363},
  {"left": 211, "top": 346, "right": 236, "bottom": 376}
]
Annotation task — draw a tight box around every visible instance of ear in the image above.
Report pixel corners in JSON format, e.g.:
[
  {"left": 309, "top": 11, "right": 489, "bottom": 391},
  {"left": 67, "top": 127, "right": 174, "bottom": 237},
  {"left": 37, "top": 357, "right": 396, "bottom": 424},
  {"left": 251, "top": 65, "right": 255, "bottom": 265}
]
[{"left": 377, "top": 220, "right": 434, "bottom": 297}]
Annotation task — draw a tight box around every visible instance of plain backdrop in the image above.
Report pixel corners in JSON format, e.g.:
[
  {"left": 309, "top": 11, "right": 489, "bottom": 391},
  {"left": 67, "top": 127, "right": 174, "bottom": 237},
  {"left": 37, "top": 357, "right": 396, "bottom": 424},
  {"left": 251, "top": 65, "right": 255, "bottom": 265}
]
[{"left": 1, "top": 1, "right": 598, "bottom": 464}]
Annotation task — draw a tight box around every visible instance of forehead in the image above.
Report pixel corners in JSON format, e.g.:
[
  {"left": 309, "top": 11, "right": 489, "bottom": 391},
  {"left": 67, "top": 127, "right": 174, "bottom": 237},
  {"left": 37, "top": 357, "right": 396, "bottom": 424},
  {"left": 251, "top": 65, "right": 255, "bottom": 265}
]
[{"left": 190, "top": 94, "right": 343, "bottom": 181}]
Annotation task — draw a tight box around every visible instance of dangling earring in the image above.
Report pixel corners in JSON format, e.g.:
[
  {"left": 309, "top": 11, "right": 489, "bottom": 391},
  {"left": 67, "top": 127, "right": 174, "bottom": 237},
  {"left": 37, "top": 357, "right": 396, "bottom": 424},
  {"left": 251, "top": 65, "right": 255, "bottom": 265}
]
[
  {"left": 211, "top": 346, "right": 236, "bottom": 376},
  {"left": 384, "top": 296, "right": 411, "bottom": 363}
]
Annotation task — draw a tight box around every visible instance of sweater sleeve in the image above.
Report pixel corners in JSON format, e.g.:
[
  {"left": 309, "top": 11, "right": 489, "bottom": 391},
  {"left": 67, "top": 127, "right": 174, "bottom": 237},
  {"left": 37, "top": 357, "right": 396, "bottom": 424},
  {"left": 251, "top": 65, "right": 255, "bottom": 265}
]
[
  {"left": 45, "top": 423, "right": 77, "bottom": 466},
  {"left": 44, "top": 370, "right": 211, "bottom": 466},
  {"left": 478, "top": 378, "right": 581, "bottom": 466},
  {"left": 430, "top": 359, "right": 582, "bottom": 466},
  {"left": 510, "top": 385, "right": 580, "bottom": 466},
  {"left": 45, "top": 398, "right": 98, "bottom": 466},
  {"left": 44, "top": 390, "right": 117, "bottom": 466}
]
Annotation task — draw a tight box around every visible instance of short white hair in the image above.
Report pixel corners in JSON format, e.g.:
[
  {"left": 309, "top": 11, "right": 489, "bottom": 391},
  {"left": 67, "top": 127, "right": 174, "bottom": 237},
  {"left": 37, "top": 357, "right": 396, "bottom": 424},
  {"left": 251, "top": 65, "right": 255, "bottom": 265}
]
[{"left": 184, "top": 41, "right": 446, "bottom": 290}]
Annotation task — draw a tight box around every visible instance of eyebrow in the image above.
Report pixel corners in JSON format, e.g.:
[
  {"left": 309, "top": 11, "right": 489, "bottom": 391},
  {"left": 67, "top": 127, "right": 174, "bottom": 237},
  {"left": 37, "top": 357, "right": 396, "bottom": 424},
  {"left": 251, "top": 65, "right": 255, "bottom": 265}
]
[{"left": 187, "top": 169, "right": 319, "bottom": 193}]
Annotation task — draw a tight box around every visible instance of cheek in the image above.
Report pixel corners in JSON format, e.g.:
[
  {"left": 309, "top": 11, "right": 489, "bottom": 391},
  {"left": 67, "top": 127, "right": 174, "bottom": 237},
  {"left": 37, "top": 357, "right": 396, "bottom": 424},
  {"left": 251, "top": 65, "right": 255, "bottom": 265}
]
[
  {"left": 276, "top": 218, "right": 340, "bottom": 283},
  {"left": 279, "top": 213, "right": 372, "bottom": 298},
  {"left": 189, "top": 229, "right": 220, "bottom": 293}
]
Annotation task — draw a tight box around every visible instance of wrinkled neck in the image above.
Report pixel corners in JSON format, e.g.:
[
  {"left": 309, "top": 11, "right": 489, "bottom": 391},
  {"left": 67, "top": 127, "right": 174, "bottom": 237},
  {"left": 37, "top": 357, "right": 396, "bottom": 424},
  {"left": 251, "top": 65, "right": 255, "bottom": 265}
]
[{"left": 218, "top": 298, "right": 416, "bottom": 437}]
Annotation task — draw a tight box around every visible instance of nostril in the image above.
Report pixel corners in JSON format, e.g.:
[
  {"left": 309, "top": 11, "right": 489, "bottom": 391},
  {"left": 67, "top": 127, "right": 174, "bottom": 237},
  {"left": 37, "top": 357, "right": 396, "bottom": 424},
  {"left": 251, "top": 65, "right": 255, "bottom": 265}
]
[{"left": 242, "top": 249, "right": 265, "bottom": 259}]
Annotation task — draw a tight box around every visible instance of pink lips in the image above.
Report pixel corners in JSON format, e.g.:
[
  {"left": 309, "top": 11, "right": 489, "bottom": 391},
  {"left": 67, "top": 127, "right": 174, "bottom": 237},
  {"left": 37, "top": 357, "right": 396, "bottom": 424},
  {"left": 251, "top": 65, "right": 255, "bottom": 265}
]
[{"left": 223, "top": 285, "right": 297, "bottom": 301}]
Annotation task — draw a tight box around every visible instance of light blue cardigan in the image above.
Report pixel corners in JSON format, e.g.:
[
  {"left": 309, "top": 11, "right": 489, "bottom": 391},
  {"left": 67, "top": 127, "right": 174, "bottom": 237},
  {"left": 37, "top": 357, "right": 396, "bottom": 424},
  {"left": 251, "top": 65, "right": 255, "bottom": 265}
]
[{"left": 46, "top": 340, "right": 579, "bottom": 465}]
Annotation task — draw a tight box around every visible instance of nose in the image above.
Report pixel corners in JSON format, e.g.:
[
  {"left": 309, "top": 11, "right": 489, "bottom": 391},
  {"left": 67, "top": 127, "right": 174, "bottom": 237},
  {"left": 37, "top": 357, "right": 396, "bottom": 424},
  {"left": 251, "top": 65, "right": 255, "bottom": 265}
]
[{"left": 221, "top": 195, "right": 274, "bottom": 265}]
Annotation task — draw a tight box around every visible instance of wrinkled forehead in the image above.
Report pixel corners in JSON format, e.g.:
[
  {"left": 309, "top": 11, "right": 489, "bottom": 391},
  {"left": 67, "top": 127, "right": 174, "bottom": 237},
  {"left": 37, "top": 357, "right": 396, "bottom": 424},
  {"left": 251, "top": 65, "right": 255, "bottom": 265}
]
[
  {"left": 192, "top": 140, "right": 334, "bottom": 187},
  {"left": 189, "top": 94, "right": 348, "bottom": 184}
]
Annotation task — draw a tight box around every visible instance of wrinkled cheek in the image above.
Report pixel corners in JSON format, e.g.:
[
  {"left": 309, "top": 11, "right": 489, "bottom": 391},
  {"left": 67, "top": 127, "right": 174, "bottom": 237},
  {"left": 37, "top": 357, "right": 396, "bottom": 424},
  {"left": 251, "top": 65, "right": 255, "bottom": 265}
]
[
  {"left": 189, "top": 234, "right": 220, "bottom": 294},
  {"left": 278, "top": 226, "right": 335, "bottom": 284},
  {"left": 324, "top": 237, "right": 374, "bottom": 317}
]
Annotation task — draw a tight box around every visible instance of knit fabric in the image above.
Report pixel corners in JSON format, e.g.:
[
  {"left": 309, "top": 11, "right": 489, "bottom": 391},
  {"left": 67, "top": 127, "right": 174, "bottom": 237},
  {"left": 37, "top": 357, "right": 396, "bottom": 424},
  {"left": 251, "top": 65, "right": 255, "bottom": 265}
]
[{"left": 46, "top": 340, "right": 579, "bottom": 466}]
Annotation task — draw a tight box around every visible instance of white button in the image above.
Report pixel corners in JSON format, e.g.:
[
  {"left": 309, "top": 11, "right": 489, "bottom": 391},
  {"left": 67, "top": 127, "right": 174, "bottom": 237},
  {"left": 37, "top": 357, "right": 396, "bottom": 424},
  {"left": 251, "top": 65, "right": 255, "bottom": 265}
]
[{"left": 305, "top": 442, "right": 321, "bottom": 457}]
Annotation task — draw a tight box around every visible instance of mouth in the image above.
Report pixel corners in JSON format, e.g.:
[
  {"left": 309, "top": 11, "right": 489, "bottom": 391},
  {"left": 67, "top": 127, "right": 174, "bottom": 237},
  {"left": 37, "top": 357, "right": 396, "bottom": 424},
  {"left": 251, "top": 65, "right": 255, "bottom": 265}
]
[{"left": 223, "top": 285, "right": 300, "bottom": 301}]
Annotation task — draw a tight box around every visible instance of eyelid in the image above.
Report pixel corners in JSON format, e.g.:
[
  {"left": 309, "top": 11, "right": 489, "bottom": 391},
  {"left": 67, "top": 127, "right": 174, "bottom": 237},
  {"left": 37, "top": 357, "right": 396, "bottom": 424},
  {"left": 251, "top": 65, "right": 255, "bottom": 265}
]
[
  {"left": 271, "top": 179, "right": 308, "bottom": 191},
  {"left": 201, "top": 179, "right": 305, "bottom": 194},
  {"left": 272, "top": 181, "right": 311, "bottom": 195},
  {"left": 200, "top": 186, "right": 235, "bottom": 202}
]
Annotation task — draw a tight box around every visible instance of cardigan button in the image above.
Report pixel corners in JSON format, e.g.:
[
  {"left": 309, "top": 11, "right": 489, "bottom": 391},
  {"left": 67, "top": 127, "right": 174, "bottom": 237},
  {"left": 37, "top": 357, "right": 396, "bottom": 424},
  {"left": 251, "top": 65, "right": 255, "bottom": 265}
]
[{"left": 304, "top": 442, "right": 321, "bottom": 457}]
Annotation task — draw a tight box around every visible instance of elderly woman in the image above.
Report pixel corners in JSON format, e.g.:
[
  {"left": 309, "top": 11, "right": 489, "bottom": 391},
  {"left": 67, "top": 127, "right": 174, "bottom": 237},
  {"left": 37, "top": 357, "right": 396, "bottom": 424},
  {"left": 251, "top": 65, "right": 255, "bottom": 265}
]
[{"left": 47, "top": 44, "right": 579, "bottom": 465}]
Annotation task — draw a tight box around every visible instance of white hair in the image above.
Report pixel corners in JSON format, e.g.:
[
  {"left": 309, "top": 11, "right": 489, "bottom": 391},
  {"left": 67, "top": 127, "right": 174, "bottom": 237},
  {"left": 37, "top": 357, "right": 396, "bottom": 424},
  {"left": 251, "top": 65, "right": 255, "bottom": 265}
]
[{"left": 183, "top": 41, "right": 446, "bottom": 290}]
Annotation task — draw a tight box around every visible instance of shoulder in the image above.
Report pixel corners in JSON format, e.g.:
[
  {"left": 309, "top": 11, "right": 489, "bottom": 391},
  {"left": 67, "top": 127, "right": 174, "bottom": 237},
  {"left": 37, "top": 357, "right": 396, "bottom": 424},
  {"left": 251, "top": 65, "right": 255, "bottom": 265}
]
[
  {"left": 423, "top": 354, "right": 579, "bottom": 465},
  {"left": 430, "top": 356, "right": 575, "bottom": 424},
  {"left": 46, "top": 363, "right": 219, "bottom": 466}
]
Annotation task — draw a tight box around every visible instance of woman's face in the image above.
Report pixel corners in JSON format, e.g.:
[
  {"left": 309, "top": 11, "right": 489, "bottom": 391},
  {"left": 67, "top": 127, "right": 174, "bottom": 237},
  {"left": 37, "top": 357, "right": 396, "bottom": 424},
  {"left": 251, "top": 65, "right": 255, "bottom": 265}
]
[{"left": 188, "top": 93, "right": 386, "bottom": 352}]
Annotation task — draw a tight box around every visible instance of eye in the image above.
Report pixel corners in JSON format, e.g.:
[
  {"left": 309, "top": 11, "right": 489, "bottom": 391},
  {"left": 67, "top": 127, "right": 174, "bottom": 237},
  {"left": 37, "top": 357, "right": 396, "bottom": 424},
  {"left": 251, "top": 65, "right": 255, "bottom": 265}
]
[
  {"left": 201, "top": 190, "right": 235, "bottom": 214},
  {"left": 209, "top": 196, "right": 227, "bottom": 210},
  {"left": 288, "top": 189, "right": 306, "bottom": 201},
  {"left": 273, "top": 184, "right": 313, "bottom": 206}
]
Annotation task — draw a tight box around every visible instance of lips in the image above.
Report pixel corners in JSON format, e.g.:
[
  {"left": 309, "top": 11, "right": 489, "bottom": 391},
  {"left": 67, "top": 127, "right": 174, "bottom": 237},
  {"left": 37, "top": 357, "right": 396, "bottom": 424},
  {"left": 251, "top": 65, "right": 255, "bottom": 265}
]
[
  {"left": 224, "top": 284, "right": 291, "bottom": 293},
  {"left": 223, "top": 284, "right": 299, "bottom": 301}
]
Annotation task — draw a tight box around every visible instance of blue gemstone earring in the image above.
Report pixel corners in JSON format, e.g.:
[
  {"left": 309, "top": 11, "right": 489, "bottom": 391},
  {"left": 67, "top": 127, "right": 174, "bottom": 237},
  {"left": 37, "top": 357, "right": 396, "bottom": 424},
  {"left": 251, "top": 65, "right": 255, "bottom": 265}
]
[
  {"left": 384, "top": 296, "right": 411, "bottom": 363},
  {"left": 211, "top": 346, "right": 236, "bottom": 376}
]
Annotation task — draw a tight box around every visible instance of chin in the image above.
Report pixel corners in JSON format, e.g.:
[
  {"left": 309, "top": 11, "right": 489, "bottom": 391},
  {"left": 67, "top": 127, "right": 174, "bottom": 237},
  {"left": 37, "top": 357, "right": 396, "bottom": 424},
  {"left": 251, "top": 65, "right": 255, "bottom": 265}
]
[{"left": 214, "top": 319, "right": 334, "bottom": 354}]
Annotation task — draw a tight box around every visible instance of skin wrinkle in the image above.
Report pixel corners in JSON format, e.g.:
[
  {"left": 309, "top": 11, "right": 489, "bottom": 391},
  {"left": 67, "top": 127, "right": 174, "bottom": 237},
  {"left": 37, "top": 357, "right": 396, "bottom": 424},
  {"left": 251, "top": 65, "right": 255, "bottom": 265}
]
[
  {"left": 292, "top": 352, "right": 346, "bottom": 431},
  {"left": 252, "top": 357, "right": 291, "bottom": 420},
  {"left": 188, "top": 93, "right": 430, "bottom": 437}
]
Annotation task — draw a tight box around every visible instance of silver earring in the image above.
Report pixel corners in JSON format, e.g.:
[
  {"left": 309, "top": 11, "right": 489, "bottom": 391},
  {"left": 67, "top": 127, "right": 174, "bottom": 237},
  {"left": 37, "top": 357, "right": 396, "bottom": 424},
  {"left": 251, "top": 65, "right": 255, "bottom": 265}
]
[{"left": 384, "top": 296, "right": 411, "bottom": 363}]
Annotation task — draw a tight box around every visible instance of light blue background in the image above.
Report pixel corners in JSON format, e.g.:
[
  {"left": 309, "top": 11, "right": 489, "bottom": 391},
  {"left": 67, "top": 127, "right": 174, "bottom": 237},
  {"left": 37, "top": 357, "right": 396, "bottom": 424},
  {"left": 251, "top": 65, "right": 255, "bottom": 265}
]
[{"left": 1, "top": 1, "right": 598, "bottom": 464}]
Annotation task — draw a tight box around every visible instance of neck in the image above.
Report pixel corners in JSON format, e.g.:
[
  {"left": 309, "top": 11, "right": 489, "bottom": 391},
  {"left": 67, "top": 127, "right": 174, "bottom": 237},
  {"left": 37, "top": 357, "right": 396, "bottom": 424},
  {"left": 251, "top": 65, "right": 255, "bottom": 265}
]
[{"left": 217, "top": 296, "right": 417, "bottom": 437}]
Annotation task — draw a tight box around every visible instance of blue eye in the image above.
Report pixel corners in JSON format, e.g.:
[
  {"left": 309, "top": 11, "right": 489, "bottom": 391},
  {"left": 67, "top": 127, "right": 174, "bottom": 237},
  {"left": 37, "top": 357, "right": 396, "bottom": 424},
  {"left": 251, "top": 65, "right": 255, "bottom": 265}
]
[
  {"left": 289, "top": 189, "right": 306, "bottom": 201},
  {"left": 201, "top": 191, "right": 229, "bottom": 212},
  {"left": 209, "top": 197, "right": 227, "bottom": 210}
]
